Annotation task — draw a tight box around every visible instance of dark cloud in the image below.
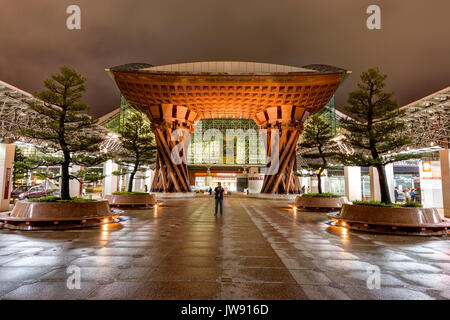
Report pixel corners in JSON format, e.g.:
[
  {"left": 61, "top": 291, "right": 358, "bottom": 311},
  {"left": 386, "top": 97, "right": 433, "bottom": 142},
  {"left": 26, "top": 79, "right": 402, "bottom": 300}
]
[{"left": 1, "top": 0, "right": 449, "bottom": 117}]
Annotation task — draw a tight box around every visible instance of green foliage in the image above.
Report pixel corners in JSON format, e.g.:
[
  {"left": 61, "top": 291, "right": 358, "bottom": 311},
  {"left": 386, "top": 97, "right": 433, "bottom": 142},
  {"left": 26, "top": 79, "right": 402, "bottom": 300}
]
[
  {"left": 338, "top": 68, "right": 420, "bottom": 167},
  {"left": 337, "top": 68, "right": 423, "bottom": 204},
  {"left": 117, "top": 112, "right": 156, "bottom": 192},
  {"left": 298, "top": 114, "right": 338, "bottom": 193},
  {"left": 18, "top": 66, "right": 106, "bottom": 200},
  {"left": 28, "top": 196, "right": 96, "bottom": 203},
  {"left": 72, "top": 168, "right": 105, "bottom": 184},
  {"left": 403, "top": 201, "right": 423, "bottom": 208},
  {"left": 352, "top": 200, "right": 422, "bottom": 208},
  {"left": 28, "top": 196, "right": 61, "bottom": 202},
  {"left": 353, "top": 200, "right": 401, "bottom": 207},
  {"left": 12, "top": 148, "right": 34, "bottom": 183},
  {"left": 112, "top": 191, "right": 149, "bottom": 195},
  {"left": 112, "top": 167, "right": 132, "bottom": 176},
  {"left": 302, "top": 193, "right": 341, "bottom": 198}
]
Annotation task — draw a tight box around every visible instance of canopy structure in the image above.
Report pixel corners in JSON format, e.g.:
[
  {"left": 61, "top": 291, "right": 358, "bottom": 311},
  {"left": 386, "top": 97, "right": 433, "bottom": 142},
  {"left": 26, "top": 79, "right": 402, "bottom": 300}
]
[
  {"left": 401, "top": 86, "right": 450, "bottom": 149},
  {"left": 0, "top": 80, "right": 122, "bottom": 153},
  {"left": 107, "top": 61, "right": 350, "bottom": 193},
  {"left": 329, "top": 86, "right": 450, "bottom": 160}
]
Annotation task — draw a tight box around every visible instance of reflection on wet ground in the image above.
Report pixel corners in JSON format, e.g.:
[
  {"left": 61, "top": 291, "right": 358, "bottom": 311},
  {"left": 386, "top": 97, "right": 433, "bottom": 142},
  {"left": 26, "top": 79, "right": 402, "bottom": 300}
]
[{"left": 0, "top": 195, "right": 448, "bottom": 299}]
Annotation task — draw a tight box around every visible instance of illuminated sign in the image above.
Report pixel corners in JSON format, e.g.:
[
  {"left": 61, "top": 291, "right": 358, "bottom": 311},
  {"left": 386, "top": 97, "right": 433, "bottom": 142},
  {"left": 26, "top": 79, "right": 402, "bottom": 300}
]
[
  {"left": 422, "top": 161, "right": 431, "bottom": 172},
  {"left": 3, "top": 168, "right": 11, "bottom": 200}
]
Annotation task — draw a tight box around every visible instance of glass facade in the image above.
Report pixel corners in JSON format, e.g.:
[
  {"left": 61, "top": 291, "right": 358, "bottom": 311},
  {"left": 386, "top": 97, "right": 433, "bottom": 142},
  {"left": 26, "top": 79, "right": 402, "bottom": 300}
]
[
  {"left": 103, "top": 96, "right": 268, "bottom": 166},
  {"left": 187, "top": 118, "right": 266, "bottom": 165},
  {"left": 103, "top": 96, "right": 145, "bottom": 133},
  {"left": 327, "top": 168, "right": 345, "bottom": 195},
  {"left": 316, "top": 96, "right": 337, "bottom": 136}
]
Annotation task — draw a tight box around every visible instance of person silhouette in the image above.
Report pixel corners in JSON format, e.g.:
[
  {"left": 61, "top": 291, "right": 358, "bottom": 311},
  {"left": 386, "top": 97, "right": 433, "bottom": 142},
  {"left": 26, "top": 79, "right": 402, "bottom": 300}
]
[{"left": 214, "top": 182, "right": 224, "bottom": 216}]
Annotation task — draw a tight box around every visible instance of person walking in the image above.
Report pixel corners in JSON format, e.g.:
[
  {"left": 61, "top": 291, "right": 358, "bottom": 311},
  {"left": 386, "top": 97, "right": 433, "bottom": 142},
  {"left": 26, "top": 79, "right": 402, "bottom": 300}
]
[
  {"left": 409, "top": 188, "right": 416, "bottom": 202},
  {"left": 394, "top": 187, "right": 399, "bottom": 203},
  {"left": 406, "top": 188, "right": 411, "bottom": 202},
  {"left": 214, "top": 182, "right": 224, "bottom": 216}
]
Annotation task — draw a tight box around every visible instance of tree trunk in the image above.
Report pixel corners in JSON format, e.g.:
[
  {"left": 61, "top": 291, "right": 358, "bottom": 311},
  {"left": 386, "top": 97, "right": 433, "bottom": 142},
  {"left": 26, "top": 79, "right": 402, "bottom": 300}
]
[
  {"left": 127, "top": 165, "right": 138, "bottom": 192},
  {"left": 376, "top": 164, "right": 391, "bottom": 204},
  {"left": 317, "top": 170, "right": 322, "bottom": 194},
  {"left": 61, "top": 156, "right": 71, "bottom": 200}
]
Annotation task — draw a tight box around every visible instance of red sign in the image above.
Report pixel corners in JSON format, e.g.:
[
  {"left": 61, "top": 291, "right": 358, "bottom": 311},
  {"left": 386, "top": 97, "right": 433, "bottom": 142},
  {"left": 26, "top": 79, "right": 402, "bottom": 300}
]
[{"left": 3, "top": 168, "right": 11, "bottom": 200}]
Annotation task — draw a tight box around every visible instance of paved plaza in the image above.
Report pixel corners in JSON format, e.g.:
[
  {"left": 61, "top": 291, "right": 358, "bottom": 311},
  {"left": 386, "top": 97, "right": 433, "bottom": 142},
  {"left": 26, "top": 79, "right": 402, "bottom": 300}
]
[{"left": 0, "top": 195, "right": 449, "bottom": 300}]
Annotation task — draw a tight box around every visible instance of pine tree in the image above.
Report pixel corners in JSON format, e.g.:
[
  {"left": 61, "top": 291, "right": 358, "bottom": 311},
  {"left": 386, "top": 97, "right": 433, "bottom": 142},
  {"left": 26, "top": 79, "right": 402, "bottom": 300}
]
[
  {"left": 298, "top": 114, "right": 337, "bottom": 194},
  {"left": 19, "top": 66, "right": 105, "bottom": 200},
  {"left": 12, "top": 148, "right": 32, "bottom": 184},
  {"left": 72, "top": 168, "right": 106, "bottom": 194},
  {"left": 117, "top": 112, "right": 156, "bottom": 192},
  {"left": 339, "top": 68, "right": 419, "bottom": 204}
]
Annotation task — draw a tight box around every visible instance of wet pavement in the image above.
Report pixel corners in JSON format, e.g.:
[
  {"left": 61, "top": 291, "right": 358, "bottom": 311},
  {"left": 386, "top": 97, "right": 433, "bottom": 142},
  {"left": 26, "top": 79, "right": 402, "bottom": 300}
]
[{"left": 0, "top": 195, "right": 448, "bottom": 300}]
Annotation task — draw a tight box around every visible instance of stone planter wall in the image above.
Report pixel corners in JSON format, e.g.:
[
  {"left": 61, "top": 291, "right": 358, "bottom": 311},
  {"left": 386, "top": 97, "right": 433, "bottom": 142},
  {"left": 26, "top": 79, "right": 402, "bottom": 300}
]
[
  {"left": 246, "top": 193, "right": 298, "bottom": 201},
  {"left": 338, "top": 204, "right": 445, "bottom": 227},
  {"left": 295, "top": 196, "right": 348, "bottom": 209},
  {"left": 105, "top": 194, "right": 156, "bottom": 207},
  {"left": 0, "top": 200, "right": 120, "bottom": 230},
  {"left": 154, "top": 192, "right": 196, "bottom": 199},
  {"left": 328, "top": 204, "right": 450, "bottom": 236}
]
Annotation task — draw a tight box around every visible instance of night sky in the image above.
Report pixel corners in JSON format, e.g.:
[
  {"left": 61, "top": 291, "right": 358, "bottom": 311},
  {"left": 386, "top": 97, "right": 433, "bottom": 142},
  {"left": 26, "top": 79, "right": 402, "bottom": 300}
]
[{"left": 1, "top": 0, "right": 449, "bottom": 117}]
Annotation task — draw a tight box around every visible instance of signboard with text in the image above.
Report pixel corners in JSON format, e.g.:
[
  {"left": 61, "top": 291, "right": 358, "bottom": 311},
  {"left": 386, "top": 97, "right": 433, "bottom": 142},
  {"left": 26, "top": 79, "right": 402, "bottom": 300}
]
[{"left": 3, "top": 167, "right": 11, "bottom": 200}]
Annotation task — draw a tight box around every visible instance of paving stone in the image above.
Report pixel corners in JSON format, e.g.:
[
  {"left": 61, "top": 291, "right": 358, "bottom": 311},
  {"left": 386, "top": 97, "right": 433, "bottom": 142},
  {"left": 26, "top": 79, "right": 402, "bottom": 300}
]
[{"left": 0, "top": 195, "right": 448, "bottom": 300}]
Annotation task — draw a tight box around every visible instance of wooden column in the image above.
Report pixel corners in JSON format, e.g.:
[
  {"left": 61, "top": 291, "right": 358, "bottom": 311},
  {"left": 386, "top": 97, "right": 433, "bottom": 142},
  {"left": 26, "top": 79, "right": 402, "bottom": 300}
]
[
  {"left": 254, "top": 106, "right": 307, "bottom": 194},
  {"left": 146, "top": 105, "right": 199, "bottom": 193}
]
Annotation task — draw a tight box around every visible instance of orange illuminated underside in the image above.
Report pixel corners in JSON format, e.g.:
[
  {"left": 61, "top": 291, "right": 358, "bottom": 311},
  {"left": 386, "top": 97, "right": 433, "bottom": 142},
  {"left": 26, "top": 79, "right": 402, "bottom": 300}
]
[{"left": 112, "top": 71, "right": 343, "bottom": 122}]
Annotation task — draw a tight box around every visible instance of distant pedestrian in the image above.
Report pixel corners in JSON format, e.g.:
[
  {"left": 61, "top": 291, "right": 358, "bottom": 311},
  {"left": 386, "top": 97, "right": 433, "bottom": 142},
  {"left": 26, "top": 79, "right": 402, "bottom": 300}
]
[
  {"left": 394, "top": 187, "right": 399, "bottom": 203},
  {"left": 406, "top": 188, "right": 411, "bottom": 202},
  {"left": 214, "top": 182, "right": 224, "bottom": 216},
  {"left": 301, "top": 185, "right": 306, "bottom": 194},
  {"left": 209, "top": 187, "right": 212, "bottom": 195},
  {"left": 409, "top": 188, "right": 416, "bottom": 202}
]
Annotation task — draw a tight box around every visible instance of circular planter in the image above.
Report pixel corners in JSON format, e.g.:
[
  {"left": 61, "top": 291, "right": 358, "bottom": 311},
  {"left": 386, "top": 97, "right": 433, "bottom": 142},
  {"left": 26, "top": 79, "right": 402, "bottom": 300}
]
[
  {"left": 296, "top": 196, "right": 348, "bottom": 211},
  {"left": 250, "top": 193, "right": 298, "bottom": 201},
  {"left": 0, "top": 200, "right": 122, "bottom": 231},
  {"left": 105, "top": 193, "right": 156, "bottom": 207},
  {"left": 153, "top": 192, "right": 195, "bottom": 199},
  {"left": 328, "top": 204, "right": 450, "bottom": 236}
]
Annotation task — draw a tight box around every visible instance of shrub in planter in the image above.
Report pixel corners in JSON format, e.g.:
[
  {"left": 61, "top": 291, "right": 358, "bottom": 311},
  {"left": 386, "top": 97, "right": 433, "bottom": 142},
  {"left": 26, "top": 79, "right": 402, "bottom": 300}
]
[
  {"left": 302, "top": 193, "right": 341, "bottom": 198},
  {"left": 106, "top": 191, "right": 156, "bottom": 207},
  {"left": 296, "top": 193, "right": 348, "bottom": 210},
  {"left": 352, "top": 200, "right": 423, "bottom": 208},
  {"left": 112, "top": 191, "right": 149, "bottom": 195},
  {"left": 403, "top": 201, "right": 423, "bottom": 208},
  {"left": 28, "top": 196, "right": 97, "bottom": 203}
]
